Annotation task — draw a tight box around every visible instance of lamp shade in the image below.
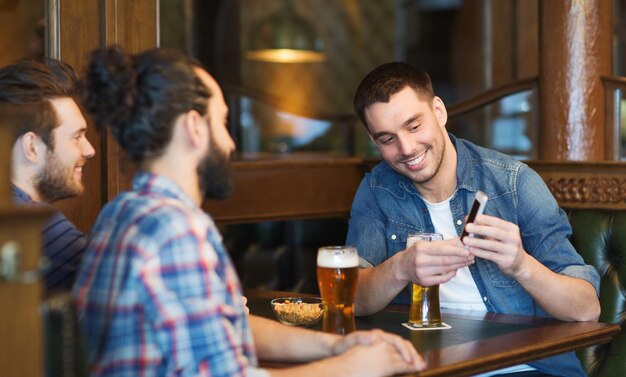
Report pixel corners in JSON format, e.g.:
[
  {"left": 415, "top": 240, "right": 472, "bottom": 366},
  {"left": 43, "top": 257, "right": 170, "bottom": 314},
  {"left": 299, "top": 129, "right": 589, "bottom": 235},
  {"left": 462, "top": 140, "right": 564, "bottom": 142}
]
[{"left": 245, "top": 0, "right": 325, "bottom": 63}]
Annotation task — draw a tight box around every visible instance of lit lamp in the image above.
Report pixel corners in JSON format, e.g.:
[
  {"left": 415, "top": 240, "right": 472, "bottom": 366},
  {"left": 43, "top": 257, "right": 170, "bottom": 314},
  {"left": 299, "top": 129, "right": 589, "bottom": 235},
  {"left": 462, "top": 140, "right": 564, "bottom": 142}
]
[{"left": 245, "top": 0, "right": 325, "bottom": 63}]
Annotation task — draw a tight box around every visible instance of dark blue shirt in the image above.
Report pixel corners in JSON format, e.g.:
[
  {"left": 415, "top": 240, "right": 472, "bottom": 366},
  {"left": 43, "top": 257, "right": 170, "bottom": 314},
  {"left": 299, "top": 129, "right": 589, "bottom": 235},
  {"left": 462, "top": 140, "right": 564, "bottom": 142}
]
[{"left": 12, "top": 184, "right": 87, "bottom": 291}]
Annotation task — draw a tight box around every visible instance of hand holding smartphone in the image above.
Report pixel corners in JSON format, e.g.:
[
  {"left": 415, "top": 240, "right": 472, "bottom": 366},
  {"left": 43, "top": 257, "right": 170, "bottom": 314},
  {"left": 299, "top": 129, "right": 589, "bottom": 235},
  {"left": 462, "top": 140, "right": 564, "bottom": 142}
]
[{"left": 461, "top": 191, "right": 488, "bottom": 243}]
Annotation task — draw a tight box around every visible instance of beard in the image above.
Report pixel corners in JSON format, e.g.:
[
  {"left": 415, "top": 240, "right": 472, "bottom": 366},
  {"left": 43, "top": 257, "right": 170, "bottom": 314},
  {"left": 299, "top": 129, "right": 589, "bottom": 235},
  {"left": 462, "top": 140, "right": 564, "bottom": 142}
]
[
  {"left": 410, "top": 143, "right": 445, "bottom": 186},
  {"left": 34, "top": 152, "right": 83, "bottom": 202},
  {"left": 198, "top": 138, "right": 233, "bottom": 200}
]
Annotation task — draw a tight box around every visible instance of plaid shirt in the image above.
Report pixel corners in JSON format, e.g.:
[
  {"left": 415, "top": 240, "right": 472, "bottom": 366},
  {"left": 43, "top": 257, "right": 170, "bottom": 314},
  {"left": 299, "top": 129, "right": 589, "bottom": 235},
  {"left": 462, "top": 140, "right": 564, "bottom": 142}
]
[{"left": 73, "top": 172, "right": 262, "bottom": 377}]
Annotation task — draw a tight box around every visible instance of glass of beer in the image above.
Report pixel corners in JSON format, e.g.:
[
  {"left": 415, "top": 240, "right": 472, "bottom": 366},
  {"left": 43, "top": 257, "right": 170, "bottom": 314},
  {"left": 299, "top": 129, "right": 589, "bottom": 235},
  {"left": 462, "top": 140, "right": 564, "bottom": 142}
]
[
  {"left": 407, "top": 232, "right": 443, "bottom": 328},
  {"left": 316, "top": 246, "right": 359, "bottom": 334}
]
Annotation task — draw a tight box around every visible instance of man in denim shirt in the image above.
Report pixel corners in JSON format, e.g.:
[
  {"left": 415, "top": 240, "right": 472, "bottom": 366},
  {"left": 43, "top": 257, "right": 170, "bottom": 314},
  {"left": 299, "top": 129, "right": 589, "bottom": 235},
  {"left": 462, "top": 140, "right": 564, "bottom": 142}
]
[{"left": 347, "top": 62, "right": 600, "bottom": 377}]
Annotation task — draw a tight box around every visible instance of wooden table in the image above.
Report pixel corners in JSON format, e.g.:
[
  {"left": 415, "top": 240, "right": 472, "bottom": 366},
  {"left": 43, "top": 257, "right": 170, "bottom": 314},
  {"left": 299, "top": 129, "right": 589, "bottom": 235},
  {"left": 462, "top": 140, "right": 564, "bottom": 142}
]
[{"left": 246, "top": 289, "right": 620, "bottom": 377}]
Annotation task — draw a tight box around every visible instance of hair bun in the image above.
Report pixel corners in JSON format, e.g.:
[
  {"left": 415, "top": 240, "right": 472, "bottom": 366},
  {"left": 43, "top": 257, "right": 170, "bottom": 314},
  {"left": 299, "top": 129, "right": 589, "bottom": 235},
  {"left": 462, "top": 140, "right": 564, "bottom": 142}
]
[{"left": 83, "top": 45, "right": 137, "bottom": 132}]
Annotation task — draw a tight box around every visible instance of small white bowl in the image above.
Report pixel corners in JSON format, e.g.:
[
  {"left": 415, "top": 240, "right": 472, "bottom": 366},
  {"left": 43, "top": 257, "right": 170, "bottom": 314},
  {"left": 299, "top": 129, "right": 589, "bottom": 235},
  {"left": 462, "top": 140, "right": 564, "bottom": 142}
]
[{"left": 270, "top": 297, "right": 323, "bottom": 327}]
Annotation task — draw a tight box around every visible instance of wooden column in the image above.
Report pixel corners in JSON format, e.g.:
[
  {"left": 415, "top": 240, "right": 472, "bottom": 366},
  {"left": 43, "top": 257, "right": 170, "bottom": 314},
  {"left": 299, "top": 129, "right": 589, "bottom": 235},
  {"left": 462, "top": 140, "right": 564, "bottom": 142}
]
[
  {"left": 100, "top": 0, "right": 159, "bottom": 201},
  {"left": 0, "top": 106, "right": 52, "bottom": 377},
  {"left": 539, "top": 0, "right": 612, "bottom": 161},
  {"left": 46, "top": 0, "right": 102, "bottom": 234},
  {"left": 46, "top": 0, "right": 158, "bottom": 232}
]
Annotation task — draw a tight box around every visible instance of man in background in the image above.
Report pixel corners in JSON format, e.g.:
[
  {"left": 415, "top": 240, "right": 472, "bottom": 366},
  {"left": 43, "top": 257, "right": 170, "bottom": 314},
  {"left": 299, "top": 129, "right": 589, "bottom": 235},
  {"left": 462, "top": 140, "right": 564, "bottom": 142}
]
[{"left": 0, "top": 59, "right": 95, "bottom": 290}]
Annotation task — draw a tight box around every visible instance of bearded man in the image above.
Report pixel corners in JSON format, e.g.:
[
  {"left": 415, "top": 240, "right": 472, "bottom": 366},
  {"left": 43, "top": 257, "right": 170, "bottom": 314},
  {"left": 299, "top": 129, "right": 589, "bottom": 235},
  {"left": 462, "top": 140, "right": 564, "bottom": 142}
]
[
  {"left": 73, "top": 46, "right": 424, "bottom": 377},
  {"left": 0, "top": 59, "right": 95, "bottom": 290}
]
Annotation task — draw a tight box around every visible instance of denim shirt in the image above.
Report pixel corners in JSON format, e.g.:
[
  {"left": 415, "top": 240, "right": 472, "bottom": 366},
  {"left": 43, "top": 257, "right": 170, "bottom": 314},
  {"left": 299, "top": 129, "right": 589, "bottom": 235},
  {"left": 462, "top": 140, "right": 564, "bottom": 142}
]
[{"left": 346, "top": 135, "right": 600, "bottom": 377}]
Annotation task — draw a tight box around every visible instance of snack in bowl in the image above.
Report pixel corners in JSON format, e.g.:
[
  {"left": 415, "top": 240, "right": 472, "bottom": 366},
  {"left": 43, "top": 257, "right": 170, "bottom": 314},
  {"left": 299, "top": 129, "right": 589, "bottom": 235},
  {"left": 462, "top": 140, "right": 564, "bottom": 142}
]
[{"left": 271, "top": 297, "right": 323, "bottom": 327}]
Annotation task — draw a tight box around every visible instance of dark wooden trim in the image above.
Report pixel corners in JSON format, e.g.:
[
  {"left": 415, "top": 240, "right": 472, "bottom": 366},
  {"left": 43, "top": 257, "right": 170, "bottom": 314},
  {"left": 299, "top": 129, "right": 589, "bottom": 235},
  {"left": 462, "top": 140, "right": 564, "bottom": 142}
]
[
  {"left": 101, "top": 0, "right": 159, "bottom": 201},
  {"left": 601, "top": 76, "right": 626, "bottom": 160},
  {"left": 0, "top": 207, "right": 54, "bottom": 220},
  {"left": 48, "top": 0, "right": 102, "bottom": 233},
  {"left": 528, "top": 161, "right": 626, "bottom": 210},
  {"left": 0, "top": 206, "right": 53, "bottom": 377},
  {"left": 447, "top": 77, "right": 538, "bottom": 118},
  {"left": 204, "top": 158, "right": 626, "bottom": 225},
  {"left": 601, "top": 75, "right": 626, "bottom": 86},
  {"left": 44, "top": 0, "right": 61, "bottom": 59},
  {"left": 225, "top": 77, "right": 539, "bottom": 124},
  {"left": 203, "top": 156, "right": 367, "bottom": 224}
]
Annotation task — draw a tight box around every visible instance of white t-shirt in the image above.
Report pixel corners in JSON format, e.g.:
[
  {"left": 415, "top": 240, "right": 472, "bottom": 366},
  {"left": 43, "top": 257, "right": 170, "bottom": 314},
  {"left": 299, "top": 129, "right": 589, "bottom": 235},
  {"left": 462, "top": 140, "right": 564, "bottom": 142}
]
[
  {"left": 423, "top": 195, "right": 535, "bottom": 376},
  {"left": 423, "top": 196, "right": 486, "bottom": 311}
]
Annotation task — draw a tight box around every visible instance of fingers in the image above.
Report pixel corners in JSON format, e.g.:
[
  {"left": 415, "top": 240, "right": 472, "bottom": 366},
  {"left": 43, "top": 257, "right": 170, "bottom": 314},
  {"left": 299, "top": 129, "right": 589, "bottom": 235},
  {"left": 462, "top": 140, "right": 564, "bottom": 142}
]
[
  {"left": 464, "top": 216, "right": 522, "bottom": 254},
  {"left": 415, "top": 238, "right": 471, "bottom": 257},
  {"left": 473, "top": 213, "right": 514, "bottom": 229},
  {"left": 358, "top": 335, "right": 427, "bottom": 373},
  {"left": 418, "top": 269, "right": 459, "bottom": 286},
  {"left": 407, "top": 340, "right": 426, "bottom": 371},
  {"left": 411, "top": 240, "right": 473, "bottom": 268},
  {"left": 408, "top": 238, "right": 474, "bottom": 286},
  {"left": 468, "top": 215, "right": 519, "bottom": 239},
  {"left": 242, "top": 296, "right": 250, "bottom": 315},
  {"left": 462, "top": 215, "right": 528, "bottom": 276},
  {"left": 373, "top": 340, "right": 426, "bottom": 373},
  {"left": 367, "top": 330, "right": 413, "bottom": 363},
  {"left": 345, "top": 330, "right": 425, "bottom": 370},
  {"left": 463, "top": 236, "right": 515, "bottom": 255},
  {"left": 375, "top": 330, "right": 423, "bottom": 366},
  {"left": 332, "top": 331, "right": 375, "bottom": 355}
]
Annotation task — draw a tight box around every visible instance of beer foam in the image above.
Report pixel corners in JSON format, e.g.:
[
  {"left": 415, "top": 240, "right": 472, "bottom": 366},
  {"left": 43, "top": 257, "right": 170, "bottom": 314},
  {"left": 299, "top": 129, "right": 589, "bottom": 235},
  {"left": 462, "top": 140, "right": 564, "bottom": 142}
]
[{"left": 317, "top": 248, "right": 359, "bottom": 268}]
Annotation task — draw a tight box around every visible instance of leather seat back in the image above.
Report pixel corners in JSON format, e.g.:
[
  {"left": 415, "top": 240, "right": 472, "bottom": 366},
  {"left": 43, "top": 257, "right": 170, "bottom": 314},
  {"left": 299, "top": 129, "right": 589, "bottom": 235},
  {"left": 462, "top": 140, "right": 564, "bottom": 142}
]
[{"left": 568, "top": 210, "right": 626, "bottom": 377}]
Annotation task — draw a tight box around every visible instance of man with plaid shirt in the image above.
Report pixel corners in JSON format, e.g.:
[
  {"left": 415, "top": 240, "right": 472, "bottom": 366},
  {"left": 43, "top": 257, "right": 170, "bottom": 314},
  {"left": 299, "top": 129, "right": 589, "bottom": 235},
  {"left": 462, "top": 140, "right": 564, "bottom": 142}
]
[{"left": 73, "top": 46, "right": 425, "bottom": 377}]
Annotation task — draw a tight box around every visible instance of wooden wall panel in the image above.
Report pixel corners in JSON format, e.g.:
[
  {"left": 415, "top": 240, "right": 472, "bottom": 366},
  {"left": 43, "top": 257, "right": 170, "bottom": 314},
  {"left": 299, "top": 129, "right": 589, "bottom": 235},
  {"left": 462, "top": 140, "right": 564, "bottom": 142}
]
[
  {"left": 0, "top": 0, "right": 43, "bottom": 67},
  {"left": 102, "top": 0, "right": 158, "bottom": 201},
  {"left": 0, "top": 118, "right": 13, "bottom": 207},
  {"left": 0, "top": 1, "right": 157, "bottom": 375},
  {"left": 0, "top": 210, "right": 52, "bottom": 377},
  {"left": 202, "top": 158, "right": 626, "bottom": 225},
  {"left": 539, "top": 0, "right": 613, "bottom": 161},
  {"left": 203, "top": 157, "right": 367, "bottom": 224},
  {"left": 47, "top": 0, "right": 102, "bottom": 234},
  {"left": 46, "top": 0, "right": 158, "bottom": 233},
  {"left": 100, "top": 0, "right": 158, "bottom": 51}
]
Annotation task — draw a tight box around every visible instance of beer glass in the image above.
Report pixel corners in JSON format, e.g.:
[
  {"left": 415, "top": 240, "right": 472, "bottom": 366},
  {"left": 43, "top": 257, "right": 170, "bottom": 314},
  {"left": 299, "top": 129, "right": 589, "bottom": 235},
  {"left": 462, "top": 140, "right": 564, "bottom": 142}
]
[
  {"left": 316, "top": 246, "right": 359, "bottom": 334},
  {"left": 407, "top": 232, "right": 443, "bottom": 328}
]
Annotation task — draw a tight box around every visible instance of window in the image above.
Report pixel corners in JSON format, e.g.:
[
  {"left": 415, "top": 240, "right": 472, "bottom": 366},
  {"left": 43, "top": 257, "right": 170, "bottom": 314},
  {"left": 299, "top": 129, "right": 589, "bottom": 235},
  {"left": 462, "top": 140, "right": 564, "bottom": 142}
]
[{"left": 160, "top": 0, "right": 540, "bottom": 158}]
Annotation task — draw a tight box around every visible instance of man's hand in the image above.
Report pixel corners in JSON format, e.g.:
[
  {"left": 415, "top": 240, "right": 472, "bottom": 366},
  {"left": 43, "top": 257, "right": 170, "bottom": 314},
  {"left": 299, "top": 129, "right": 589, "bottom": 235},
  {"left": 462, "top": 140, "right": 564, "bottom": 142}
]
[
  {"left": 402, "top": 237, "right": 474, "bottom": 286},
  {"left": 242, "top": 295, "right": 250, "bottom": 315},
  {"left": 331, "top": 329, "right": 425, "bottom": 371},
  {"left": 461, "top": 213, "right": 600, "bottom": 322},
  {"left": 462, "top": 214, "right": 529, "bottom": 278}
]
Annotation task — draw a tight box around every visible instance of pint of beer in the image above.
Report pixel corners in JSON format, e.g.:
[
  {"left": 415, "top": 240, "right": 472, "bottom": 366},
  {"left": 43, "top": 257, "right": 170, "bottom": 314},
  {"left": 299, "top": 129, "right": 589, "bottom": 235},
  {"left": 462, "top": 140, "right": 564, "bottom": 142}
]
[
  {"left": 316, "top": 246, "right": 359, "bottom": 334},
  {"left": 407, "top": 233, "right": 443, "bottom": 328}
]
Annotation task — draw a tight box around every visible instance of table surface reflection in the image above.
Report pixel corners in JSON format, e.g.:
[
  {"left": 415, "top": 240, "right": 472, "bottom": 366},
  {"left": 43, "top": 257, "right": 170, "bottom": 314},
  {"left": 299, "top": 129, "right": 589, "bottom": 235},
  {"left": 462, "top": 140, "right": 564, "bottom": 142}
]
[{"left": 245, "top": 289, "right": 620, "bottom": 377}]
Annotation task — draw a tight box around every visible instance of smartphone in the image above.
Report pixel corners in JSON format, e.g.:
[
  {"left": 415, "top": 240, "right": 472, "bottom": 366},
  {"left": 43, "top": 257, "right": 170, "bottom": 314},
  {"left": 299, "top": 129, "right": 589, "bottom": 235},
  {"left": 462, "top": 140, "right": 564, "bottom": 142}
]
[{"left": 461, "top": 191, "right": 488, "bottom": 242}]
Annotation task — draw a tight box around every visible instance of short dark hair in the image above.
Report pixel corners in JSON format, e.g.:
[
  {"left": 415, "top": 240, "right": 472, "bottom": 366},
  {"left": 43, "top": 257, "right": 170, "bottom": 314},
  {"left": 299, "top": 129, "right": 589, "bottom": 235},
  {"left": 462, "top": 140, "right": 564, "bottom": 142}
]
[
  {"left": 83, "top": 46, "right": 210, "bottom": 164},
  {"left": 0, "top": 59, "right": 81, "bottom": 148},
  {"left": 353, "top": 62, "right": 434, "bottom": 130},
  {"left": 0, "top": 103, "right": 55, "bottom": 145}
]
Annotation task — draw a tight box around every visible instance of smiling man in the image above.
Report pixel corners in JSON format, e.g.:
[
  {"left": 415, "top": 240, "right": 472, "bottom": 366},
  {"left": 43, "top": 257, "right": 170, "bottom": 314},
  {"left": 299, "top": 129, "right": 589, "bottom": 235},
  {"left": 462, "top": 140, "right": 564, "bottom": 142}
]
[
  {"left": 0, "top": 59, "right": 95, "bottom": 291},
  {"left": 347, "top": 62, "right": 601, "bottom": 377}
]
